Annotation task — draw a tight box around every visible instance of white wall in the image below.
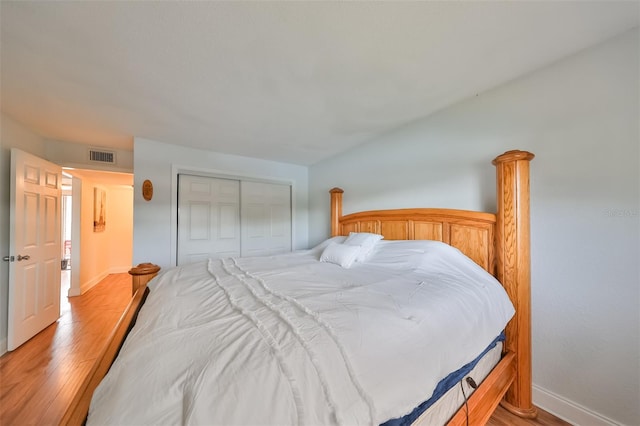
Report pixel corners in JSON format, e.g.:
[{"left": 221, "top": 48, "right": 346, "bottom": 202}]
[
  {"left": 133, "top": 137, "right": 309, "bottom": 269},
  {"left": 0, "top": 113, "right": 47, "bottom": 354},
  {"left": 107, "top": 186, "right": 134, "bottom": 272},
  {"left": 309, "top": 29, "right": 639, "bottom": 426},
  {"left": 76, "top": 179, "right": 133, "bottom": 294}
]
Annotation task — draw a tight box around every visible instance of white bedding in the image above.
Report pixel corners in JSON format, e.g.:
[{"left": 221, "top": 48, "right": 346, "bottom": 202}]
[{"left": 88, "top": 240, "right": 514, "bottom": 425}]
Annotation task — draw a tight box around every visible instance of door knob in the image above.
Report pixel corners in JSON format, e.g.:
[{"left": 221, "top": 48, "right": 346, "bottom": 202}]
[
  {"left": 2, "top": 256, "right": 14, "bottom": 262},
  {"left": 17, "top": 254, "right": 30, "bottom": 261}
]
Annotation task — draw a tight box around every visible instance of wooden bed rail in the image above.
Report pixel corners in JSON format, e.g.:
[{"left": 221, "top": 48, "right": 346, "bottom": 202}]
[
  {"left": 60, "top": 264, "right": 160, "bottom": 425},
  {"left": 61, "top": 287, "right": 149, "bottom": 425},
  {"left": 447, "top": 351, "right": 516, "bottom": 426}
]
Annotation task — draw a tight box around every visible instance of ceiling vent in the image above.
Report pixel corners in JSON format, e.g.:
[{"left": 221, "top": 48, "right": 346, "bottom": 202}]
[{"left": 88, "top": 148, "right": 116, "bottom": 164}]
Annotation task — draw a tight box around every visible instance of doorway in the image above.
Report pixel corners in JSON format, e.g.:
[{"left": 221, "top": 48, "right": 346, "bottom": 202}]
[
  {"left": 61, "top": 173, "right": 72, "bottom": 308},
  {"left": 60, "top": 168, "right": 134, "bottom": 297},
  {"left": 60, "top": 189, "right": 71, "bottom": 318}
]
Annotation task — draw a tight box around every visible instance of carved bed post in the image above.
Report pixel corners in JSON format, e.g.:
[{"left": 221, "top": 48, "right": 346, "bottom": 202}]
[
  {"left": 129, "top": 263, "right": 161, "bottom": 296},
  {"left": 493, "top": 150, "right": 536, "bottom": 419},
  {"left": 329, "top": 187, "right": 344, "bottom": 237}
]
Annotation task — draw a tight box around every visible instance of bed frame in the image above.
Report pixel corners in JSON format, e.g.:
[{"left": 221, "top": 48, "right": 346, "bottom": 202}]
[{"left": 61, "top": 149, "right": 535, "bottom": 426}]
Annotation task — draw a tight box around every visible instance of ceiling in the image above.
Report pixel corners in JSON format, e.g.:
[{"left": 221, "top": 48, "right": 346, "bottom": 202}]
[
  {"left": 1, "top": 1, "right": 638, "bottom": 166},
  {"left": 62, "top": 168, "right": 133, "bottom": 187}
]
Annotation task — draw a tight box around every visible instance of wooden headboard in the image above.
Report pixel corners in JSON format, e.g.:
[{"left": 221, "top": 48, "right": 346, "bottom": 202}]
[
  {"left": 330, "top": 150, "right": 536, "bottom": 420},
  {"left": 330, "top": 199, "right": 497, "bottom": 275}
]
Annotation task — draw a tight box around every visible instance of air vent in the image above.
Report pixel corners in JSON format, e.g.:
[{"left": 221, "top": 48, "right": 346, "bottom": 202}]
[{"left": 88, "top": 148, "right": 116, "bottom": 164}]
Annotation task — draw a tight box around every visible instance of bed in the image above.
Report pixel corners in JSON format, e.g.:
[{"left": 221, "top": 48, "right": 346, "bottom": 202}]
[{"left": 61, "top": 149, "right": 536, "bottom": 425}]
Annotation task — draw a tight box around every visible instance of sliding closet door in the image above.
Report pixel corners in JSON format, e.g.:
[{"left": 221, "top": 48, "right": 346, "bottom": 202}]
[
  {"left": 177, "top": 175, "right": 240, "bottom": 265},
  {"left": 241, "top": 181, "right": 292, "bottom": 257}
]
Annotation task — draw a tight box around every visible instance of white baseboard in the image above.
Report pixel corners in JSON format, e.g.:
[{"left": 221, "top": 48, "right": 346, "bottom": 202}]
[
  {"left": 109, "top": 266, "right": 132, "bottom": 274},
  {"left": 0, "top": 337, "right": 6, "bottom": 356},
  {"left": 533, "top": 384, "right": 620, "bottom": 426},
  {"left": 80, "top": 270, "right": 110, "bottom": 295},
  {"left": 77, "top": 267, "right": 131, "bottom": 295}
]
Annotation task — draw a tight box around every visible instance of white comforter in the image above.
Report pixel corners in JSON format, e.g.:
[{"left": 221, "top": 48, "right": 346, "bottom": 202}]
[{"left": 88, "top": 240, "right": 514, "bottom": 425}]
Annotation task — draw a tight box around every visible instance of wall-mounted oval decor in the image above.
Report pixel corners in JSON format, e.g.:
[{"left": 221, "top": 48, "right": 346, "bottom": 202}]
[{"left": 142, "top": 179, "right": 153, "bottom": 201}]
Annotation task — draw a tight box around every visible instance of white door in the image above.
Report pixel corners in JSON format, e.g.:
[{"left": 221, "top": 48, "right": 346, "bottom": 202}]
[
  {"left": 177, "top": 175, "right": 241, "bottom": 265},
  {"left": 241, "top": 181, "right": 292, "bottom": 257},
  {"left": 8, "top": 149, "right": 62, "bottom": 351}
]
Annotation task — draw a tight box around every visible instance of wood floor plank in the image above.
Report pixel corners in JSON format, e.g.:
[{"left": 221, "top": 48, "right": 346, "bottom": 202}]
[
  {"left": 487, "top": 405, "right": 572, "bottom": 426},
  {"left": 36, "top": 360, "right": 96, "bottom": 426}
]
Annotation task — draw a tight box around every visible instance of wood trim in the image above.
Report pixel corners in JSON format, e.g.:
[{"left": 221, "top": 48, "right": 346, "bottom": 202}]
[
  {"left": 493, "top": 150, "right": 536, "bottom": 419},
  {"left": 446, "top": 351, "right": 516, "bottom": 426}
]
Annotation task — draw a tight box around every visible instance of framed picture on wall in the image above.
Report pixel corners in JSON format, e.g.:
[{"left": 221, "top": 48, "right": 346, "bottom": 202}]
[{"left": 93, "top": 187, "right": 106, "bottom": 232}]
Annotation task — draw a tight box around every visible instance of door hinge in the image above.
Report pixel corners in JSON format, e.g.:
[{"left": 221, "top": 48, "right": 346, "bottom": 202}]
[{"left": 3, "top": 256, "right": 15, "bottom": 262}]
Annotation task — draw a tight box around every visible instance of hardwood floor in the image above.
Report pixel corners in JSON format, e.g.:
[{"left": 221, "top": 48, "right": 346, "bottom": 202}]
[
  {"left": 487, "top": 406, "right": 572, "bottom": 426},
  {"left": 0, "top": 272, "right": 571, "bottom": 426},
  {"left": 0, "top": 272, "right": 131, "bottom": 426}
]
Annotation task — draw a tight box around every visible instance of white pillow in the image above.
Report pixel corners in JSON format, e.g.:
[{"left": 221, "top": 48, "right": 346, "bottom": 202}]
[
  {"left": 344, "top": 232, "right": 383, "bottom": 262},
  {"left": 319, "top": 242, "right": 361, "bottom": 268}
]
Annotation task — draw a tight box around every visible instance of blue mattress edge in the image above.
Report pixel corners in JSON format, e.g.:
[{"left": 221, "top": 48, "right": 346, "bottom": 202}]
[{"left": 380, "top": 332, "right": 506, "bottom": 426}]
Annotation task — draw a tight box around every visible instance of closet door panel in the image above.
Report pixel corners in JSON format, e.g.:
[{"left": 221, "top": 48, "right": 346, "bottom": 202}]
[
  {"left": 241, "top": 181, "right": 292, "bottom": 257},
  {"left": 177, "top": 175, "right": 240, "bottom": 265}
]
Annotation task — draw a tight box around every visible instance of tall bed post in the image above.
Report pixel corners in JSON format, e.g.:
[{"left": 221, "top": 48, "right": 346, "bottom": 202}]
[
  {"left": 493, "top": 150, "right": 536, "bottom": 418},
  {"left": 330, "top": 187, "right": 344, "bottom": 237}
]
